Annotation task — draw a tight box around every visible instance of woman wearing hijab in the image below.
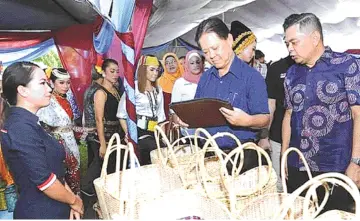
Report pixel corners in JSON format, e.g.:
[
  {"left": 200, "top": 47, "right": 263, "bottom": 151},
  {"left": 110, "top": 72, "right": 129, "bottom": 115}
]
[
  {"left": 170, "top": 50, "right": 204, "bottom": 135},
  {"left": 158, "top": 53, "right": 183, "bottom": 120}
]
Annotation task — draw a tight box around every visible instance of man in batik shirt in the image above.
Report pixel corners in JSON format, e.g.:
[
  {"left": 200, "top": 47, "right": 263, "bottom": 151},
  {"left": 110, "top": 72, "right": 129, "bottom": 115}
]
[{"left": 282, "top": 13, "right": 360, "bottom": 212}]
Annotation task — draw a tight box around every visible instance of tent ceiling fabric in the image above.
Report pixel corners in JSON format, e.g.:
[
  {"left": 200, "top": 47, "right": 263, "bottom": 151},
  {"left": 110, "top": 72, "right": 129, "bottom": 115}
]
[
  {"left": 0, "top": 0, "right": 99, "bottom": 31},
  {"left": 144, "top": 0, "right": 255, "bottom": 47},
  {"left": 145, "top": 0, "right": 360, "bottom": 61}
]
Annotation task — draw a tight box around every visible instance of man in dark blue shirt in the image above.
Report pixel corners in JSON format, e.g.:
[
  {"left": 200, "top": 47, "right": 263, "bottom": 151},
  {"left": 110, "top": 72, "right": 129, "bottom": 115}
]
[
  {"left": 192, "top": 17, "right": 269, "bottom": 148},
  {"left": 282, "top": 12, "right": 360, "bottom": 212}
]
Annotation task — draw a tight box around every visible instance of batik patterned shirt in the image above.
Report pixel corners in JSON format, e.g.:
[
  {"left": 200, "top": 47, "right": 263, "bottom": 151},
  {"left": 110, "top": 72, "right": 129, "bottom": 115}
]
[{"left": 284, "top": 47, "right": 360, "bottom": 172}]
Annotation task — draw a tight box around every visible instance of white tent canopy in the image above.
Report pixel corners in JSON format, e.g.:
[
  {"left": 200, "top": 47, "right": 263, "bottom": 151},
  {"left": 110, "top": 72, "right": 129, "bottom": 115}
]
[{"left": 145, "top": 0, "right": 360, "bottom": 62}]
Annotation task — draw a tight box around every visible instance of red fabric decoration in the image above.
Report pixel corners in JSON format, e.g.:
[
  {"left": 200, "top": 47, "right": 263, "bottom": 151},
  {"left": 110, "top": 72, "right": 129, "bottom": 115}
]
[
  {"left": 53, "top": 24, "right": 97, "bottom": 111},
  {"left": 117, "top": 32, "right": 138, "bottom": 156},
  {"left": 132, "top": 0, "right": 153, "bottom": 62},
  {"left": 0, "top": 32, "right": 52, "bottom": 49}
]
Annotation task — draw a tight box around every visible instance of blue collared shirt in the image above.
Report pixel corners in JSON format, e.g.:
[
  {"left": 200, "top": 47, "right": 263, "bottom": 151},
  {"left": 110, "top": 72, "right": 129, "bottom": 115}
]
[
  {"left": 195, "top": 55, "right": 269, "bottom": 148},
  {"left": 284, "top": 47, "right": 360, "bottom": 172}
]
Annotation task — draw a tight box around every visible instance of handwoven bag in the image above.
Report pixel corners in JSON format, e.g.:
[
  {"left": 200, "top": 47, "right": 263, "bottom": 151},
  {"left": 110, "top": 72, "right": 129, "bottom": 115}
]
[
  {"left": 150, "top": 122, "right": 200, "bottom": 167},
  {"left": 222, "top": 142, "right": 278, "bottom": 212},
  {"left": 126, "top": 137, "right": 233, "bottom": 220},
  {"left": 237, "top": 147, "right": 318, "bottom": 219},
  {"left": 304, "top": 173, "right": 359, "bottom": 220},
  {"left": 93, "top": 133, "right": 185, "bottom": 220}
]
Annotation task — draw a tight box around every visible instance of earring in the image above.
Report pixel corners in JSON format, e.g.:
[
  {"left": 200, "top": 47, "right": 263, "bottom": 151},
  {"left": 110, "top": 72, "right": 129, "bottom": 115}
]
[{"left": 102, "top": 74, "right": 106, "bottom": 78}]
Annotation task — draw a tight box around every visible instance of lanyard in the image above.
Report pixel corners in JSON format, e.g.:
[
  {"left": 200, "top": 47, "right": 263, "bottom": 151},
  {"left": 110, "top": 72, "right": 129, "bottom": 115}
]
[{"left": 146, "top": 90, "right": 158, "bottom": 118}]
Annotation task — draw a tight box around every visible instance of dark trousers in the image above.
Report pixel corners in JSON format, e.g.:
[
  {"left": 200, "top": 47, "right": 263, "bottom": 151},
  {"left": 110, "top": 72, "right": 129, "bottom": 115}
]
[
  {"left": 138, "top": 128, "right": 159, "bottom": 165},
  {"left": 287, "top": 166, "right": 355, "bottom": 213}
]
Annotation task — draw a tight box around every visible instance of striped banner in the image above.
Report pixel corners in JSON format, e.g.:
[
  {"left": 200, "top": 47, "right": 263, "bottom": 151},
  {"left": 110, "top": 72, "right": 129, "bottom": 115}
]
[{"left": 117, "top": 32, "right": 139, "bottom": 157}]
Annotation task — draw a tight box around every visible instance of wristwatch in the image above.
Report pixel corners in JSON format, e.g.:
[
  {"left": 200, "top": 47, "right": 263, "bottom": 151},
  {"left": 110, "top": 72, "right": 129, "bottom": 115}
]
[{"left": 351, "top": 158, "right": 360, "bottom": 166}]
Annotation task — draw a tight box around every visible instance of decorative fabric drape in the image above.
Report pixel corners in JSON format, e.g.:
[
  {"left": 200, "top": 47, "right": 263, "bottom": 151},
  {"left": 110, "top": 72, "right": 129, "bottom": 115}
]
[
  {"left": 0, "top": 32, "right": 54, "bottom": 66},
  {"left": 53, "top": 23, "right": 97, "bottom": 111}
]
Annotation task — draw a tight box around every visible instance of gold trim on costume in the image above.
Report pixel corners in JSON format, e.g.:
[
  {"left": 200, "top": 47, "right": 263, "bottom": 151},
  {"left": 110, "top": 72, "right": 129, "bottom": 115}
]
[
  {"left": 233, "top": 31, "right": 253, "bottom": 47},
  {"left": 233, "top": 34, "right": 257, "bottom": 55}
]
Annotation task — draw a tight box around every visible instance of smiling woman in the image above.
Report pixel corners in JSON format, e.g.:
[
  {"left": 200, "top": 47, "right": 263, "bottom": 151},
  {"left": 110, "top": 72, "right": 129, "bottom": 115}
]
[
  {"left": 0, "top": 62, "right": 83, "bottom": 219},
  {"left": 117, "top": 55, "right": 166, "bottom": 165},
  {"left": 37, "top": 68, "right": 81, "bottom": 196},
  {"left": 158, "top": 53, "right": 184, "bottom": 119}
]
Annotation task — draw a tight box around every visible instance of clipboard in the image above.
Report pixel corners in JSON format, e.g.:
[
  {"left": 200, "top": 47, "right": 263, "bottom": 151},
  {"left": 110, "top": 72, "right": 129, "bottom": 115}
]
[{"left": 169, "top": 98, "right": 233, "bottom": 128}]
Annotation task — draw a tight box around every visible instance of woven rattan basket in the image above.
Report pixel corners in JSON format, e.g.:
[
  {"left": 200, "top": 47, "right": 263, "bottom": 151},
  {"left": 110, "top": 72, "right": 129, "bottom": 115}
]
[
  {"left": 278, "top": 172, "right": 359, "bottom": 220},
  {"left": 223, "top": 142, "right": 278, "bottom": 212},
  {"left": 305, "top": 173, "right": 359, "bottom": 220},
  {"left": 114, "top": 136, "right": 233, "bottom": 220},
  {"left": 150, "top": 123, "right": 202, "bottom": 167},
  {"left": 189, "top": 129, "right": 277, "bottom": 213},
  {"left": 237, "top": 147, "right": 317, "bottom": 219},
  {"left": 93, "top": 133, "right": 185, "bottom": 219}
]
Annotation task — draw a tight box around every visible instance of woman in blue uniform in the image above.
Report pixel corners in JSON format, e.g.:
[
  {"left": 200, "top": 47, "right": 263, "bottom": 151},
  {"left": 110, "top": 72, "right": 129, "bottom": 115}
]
[{"left": 0, "top": 62, "right": 84, "bottom": 219}]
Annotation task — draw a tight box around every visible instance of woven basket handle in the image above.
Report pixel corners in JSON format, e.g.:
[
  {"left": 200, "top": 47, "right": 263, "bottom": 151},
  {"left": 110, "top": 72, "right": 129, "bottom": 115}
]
[
  {"left": 154, "top": 124, "right": 174, "bottom": 166},
  {"left": 99, "top": 133, "right": 129, "bottom": 198},
  {"left": 197, "top": 130, "right": 238, "bottom": 213},
  {"left": 278, "top": 147, "right": 319, "bottom": 218},
  {"left": 275, "top": 172, "right": 360, "bottom": 219},
  {"left": 303, "top": 173, "right": 360, "bottom": 219},
  {"left": 117, "top": 142, "right": 140, "bottom": 220},
  {"left": 160, "top": 120, "right": 180, "bottom": 143},
  {"left": 168, "top": 133, "right": 208, "bottom": 162},
  {"left": 281, "top": 147, "right": 313, "bottom": 194},
  {"left": 225, "top": 142, "right": 273, "bottom": 196},
  {"left": 194, "top": 129, "right": 243, "bottom": 183}
]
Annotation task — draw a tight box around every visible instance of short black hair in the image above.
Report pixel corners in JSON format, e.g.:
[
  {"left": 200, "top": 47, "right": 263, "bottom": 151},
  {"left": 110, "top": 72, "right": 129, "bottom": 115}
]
[
  {"left": 179, "top": 56, "right": 185, "bottom": 60},
  {"left": 255, "top": 50, "right": 265, "bottom": 59},
  {"left": 195, "top": 17, "right": 229, "bottom": 47},
  {"left": 102, "top": 58, "right": 118, "bottom": 71},
  {"left": 283, "top": 13, "right": 323, "bottom": 41}
]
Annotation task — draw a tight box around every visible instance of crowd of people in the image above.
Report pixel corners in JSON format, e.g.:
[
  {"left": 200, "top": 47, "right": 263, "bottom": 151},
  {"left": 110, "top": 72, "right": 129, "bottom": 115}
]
[{"left": 0, "top": 11, "right": 359, "bottom": 219}]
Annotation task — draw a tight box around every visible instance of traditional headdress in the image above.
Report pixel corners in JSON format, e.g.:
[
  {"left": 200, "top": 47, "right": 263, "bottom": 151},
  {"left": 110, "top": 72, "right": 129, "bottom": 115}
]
[
  {"left": 230, "top": 21, "right": 257, "bottom": 55},
  {"left": 49, "top": 68, "right": 70, "bottom": 80},
  {"left": 138, "top": 55, "right": 160, "bottom": 66}
]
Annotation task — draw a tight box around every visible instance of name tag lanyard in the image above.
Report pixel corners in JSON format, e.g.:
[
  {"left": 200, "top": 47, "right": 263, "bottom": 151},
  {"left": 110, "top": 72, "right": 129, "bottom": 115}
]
[{"left": 146, "top": 90, "right": 158, "bottom": 119}]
